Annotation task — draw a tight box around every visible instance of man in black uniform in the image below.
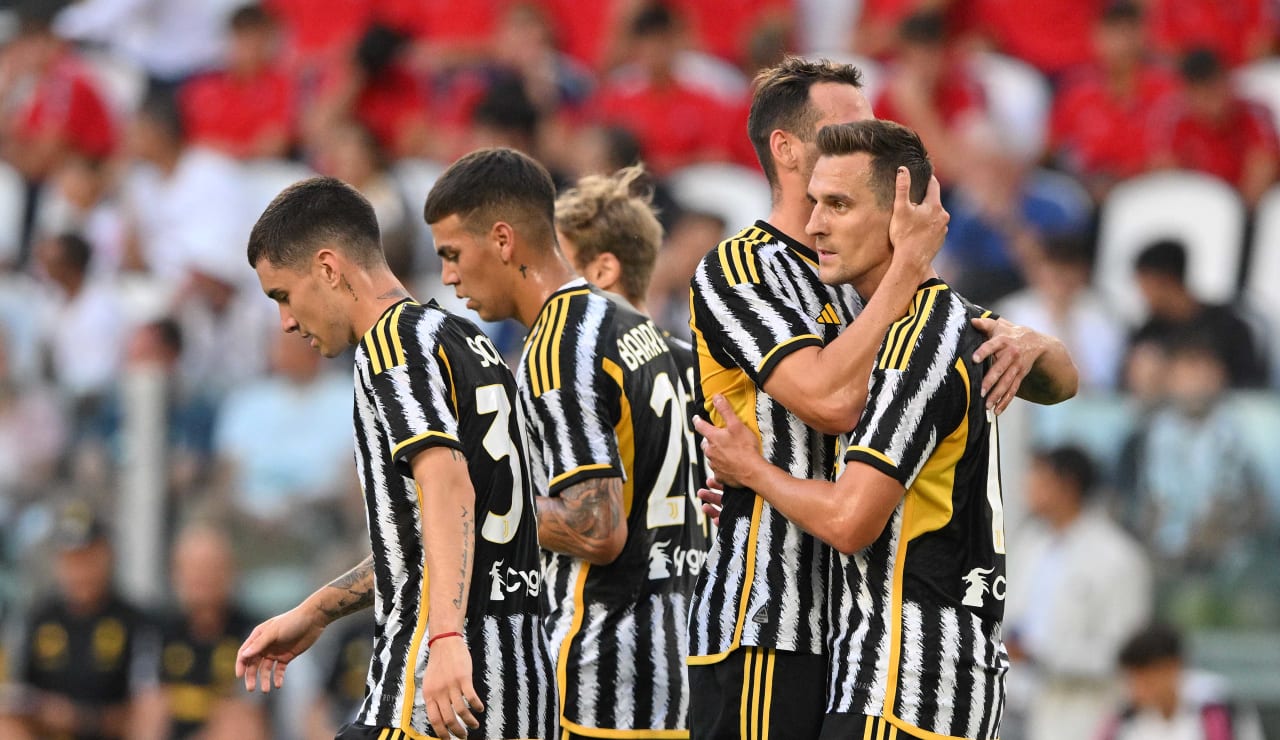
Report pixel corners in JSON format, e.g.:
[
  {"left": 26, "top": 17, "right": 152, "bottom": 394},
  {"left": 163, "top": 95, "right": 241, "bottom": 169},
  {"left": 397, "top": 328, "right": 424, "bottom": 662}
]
[
  {"left": 135, "top": 526, "right": 266, "bottom": 739},
  {"left": 697, "top": 120, "right": 1066, "bottom": 740},
  {"left": 426, "top": 148, "right": 704, "bottom": 739},
  {"left": 235, "top": 176, "right": 557, "bottom": 739},
  {"left": 553, "top": 162, "right": 707, "bottom": 532},
  {"left": 1, "top": 504, "right": 152, "bottom": 740}
]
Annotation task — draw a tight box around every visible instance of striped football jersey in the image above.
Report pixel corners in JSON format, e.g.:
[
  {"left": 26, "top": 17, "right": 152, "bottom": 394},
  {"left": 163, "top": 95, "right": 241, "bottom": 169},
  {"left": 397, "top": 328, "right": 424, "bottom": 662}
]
[
  {"left": 518, "top": 279, "right": 708, "bottom": 737},
  {"left": 687, "top": 221, "right": 863, "bottom": 662},
  {"left": 828, "top": 280, "right": 1008, "bottom": 740},
  {"left": 352, "top": 299, "right": 557, "bottom": 739}
]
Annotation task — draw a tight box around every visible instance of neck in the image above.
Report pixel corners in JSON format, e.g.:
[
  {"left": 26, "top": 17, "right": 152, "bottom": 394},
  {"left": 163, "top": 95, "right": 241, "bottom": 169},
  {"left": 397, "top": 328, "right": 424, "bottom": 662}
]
[
  {"left": 855, "top": 260, "right": 932, "bottom": 303},
  {"left": 348, "top": 267, "right": 411, "bottom": 339},
  {"left": 768, "top": 179, "right": 817, "bottom": 247},
  {"left": 1049, "top": 503, "right": 1082, "bottom": 532},
  {"left": 512, "top": 251, "right": 577, "bottom": 327},
  {"left": 186, "top": 604, "right": 227, "bottom": 640}
]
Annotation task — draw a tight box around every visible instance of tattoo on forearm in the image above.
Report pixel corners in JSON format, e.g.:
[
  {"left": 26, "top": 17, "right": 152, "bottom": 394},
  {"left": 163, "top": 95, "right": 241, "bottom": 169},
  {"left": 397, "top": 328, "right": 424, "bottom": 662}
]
[
  {"left": 536, "top": 478, "right": 623, "bottom": 558},
  {"left": 319, "top": 555, "right": 375, "bottom": 621},
  {"left": 455, "top": 506, "right": 472, "bottom": 610}
]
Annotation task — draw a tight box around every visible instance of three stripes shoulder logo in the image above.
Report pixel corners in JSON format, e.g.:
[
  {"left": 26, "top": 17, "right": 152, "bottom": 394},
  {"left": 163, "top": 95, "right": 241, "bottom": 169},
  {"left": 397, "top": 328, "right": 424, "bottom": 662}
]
[
  {"left": 816, "top": 303, "right": 841, "bottom": 325},
  {"left": 877, "top": 285, "right": 947, "bottom": 371},
  {"left": 525, "top": 288, "right": 589, "bottom": 397},
  {"left": 364, "top": 302, "right": 411, "bottom": 375}
]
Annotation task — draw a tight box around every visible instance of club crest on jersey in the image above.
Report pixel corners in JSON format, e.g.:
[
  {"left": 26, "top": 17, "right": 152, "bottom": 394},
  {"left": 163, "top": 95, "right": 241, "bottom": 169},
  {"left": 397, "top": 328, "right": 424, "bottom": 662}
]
[
  {"left": 647, "top": 541, "right": 706, "bottom": 580},
  {"left": 961, "top": 566, "right": 1006, "bottom": 608},
  {"left": 489, "top": 559, "right": 541, "bottom": 600}
]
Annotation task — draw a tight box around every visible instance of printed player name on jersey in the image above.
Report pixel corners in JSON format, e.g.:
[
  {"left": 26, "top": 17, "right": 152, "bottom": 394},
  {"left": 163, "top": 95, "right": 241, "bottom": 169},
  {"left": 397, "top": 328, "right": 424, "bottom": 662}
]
[{"left": 617, "top": 320, "right": 671, "bottom": 371}]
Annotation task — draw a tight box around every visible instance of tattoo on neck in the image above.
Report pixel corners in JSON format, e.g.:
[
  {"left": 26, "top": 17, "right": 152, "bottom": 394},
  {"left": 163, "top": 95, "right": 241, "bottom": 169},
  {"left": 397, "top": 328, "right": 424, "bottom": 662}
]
[
  {"left": 341, "top": 275, "right": 357, "bottom": 300},
  {"left": 519, "top": 264, "right": 528, "bottom": 278},
  {"left": 377, "top": 287, "right": 409, "bottom": 300}
]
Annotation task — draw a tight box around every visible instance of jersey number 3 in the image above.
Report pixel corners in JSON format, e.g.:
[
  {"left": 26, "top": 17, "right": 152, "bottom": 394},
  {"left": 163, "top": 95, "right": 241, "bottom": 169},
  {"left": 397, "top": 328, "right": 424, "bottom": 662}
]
[{"left": 476, "top": 384, "right": 525, "bottom": 545}]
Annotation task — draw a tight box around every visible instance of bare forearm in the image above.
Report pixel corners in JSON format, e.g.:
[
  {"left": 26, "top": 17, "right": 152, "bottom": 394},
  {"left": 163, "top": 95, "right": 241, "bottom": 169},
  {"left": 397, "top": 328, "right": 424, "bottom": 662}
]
[
  {"left": 422, "top": 488, "right": 475, "bottom": 634},
  {"left": 536, "top": 477, "right": 626, "bottom": 565},
  {"left": 1017, "top": 336, "right": 1078, "bottom": 405},
  {"left": 304, "top": 555, "right": 376, "bottom": 626},
  {"left": 738, "top": 459, "right": 849, "bottom": 546}
]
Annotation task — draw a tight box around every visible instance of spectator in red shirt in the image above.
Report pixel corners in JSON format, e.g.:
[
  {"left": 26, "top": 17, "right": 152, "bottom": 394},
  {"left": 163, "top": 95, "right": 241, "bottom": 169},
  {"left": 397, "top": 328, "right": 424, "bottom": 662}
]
[
  {"left": 1147, "top": 0, "right": 1273, "bottom": 70},
  {"left": 594, "top": 3, "right": 731, "bottom": 175},
  {"left": 1148, "top": 48, "right": 1279, "bottom": 207},
  {"left": 975, "top": 0, "right": 1107, "bottom": 79},
  {"left": 1051, "top": 1, "right": 1178, "bottom": 201},
  {"left": 263, "top": 0, "right": 374, "bottom": 81},
  {"left": 0, "top": 6, "right": 116, "bottom": 182},
  {"left": 668, "top": 0, "right": 790, "bottom": 67},
  {"left": 853, "top": 0, "right": 954, "bottom": 59},
  {"left": 179, "top": 5, "right": 295, "bottom": 160},
  {"left": 303, "top": 25, "right": 439, "bottom": 160},
  {"left": 872, "top": 10, "right": 985, "bottom": 180}
]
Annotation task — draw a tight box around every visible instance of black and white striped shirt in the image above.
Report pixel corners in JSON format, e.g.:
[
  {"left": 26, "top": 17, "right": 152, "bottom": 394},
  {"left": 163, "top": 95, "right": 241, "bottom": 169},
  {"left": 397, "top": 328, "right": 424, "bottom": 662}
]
[
  {"left": 518, "top": 279, "right": 707, "bottom": 736},
  {"left": 687, "top": 221, "right": 862, "bottom": 662},
  {"left": 828, "top": 280, "right": 1008, "bottom": 739},
  {"left": 352, "top": 299, "right": 557, "bottom": 739}
]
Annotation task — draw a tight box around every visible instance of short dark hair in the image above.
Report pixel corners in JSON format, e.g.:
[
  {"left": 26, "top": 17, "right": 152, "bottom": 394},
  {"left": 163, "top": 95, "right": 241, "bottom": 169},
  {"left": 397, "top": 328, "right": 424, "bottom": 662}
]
[
  {"left": 138, "top": 88, "right": 185, "bottom": 142},
  {"left": 1118, "top": 623, "right": 1183, "bottom": 669},
  {"left": 630, "top": 2, "right": 677, "bottom": 37},
  {"left": 748, "top": 57, "right": 864, "bottom": 190},
  {"left": 1134, "top": 238, "right": 1187, "bottom": 282},
  {"left": 899, "top": 10, "right": 946, "bottom": 44},
  {"left": 247, "top": 176, "right": 385, "bottom": 269},
  {"left": 423, "top": 147, "right": 557, "bottom": 248},
  {"left": 55, "top": 233, "right": 93, "bottom": 274},
  {"left": 816, "top": 119, "right": 931, "bottom": 209},
  {"left": 473, "top": 77, "right": 541, "bottom": 139},
  {"left": 1180, "top": 47, "right": 1224, "bottom": 84},
  {"left": 1101, "top": 0, "right": 1143, "bottom": 24},
  {"left": 1032, "top": 445, "right": 1097, "bottom": 500},
  {"left": 229, "top": 3, "right": 274, "bottom": 31}
]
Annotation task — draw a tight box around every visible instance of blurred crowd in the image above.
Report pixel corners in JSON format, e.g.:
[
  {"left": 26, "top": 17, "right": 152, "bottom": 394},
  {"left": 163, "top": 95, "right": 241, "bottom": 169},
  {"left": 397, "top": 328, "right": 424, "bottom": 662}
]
[{"left": 0, "top": 0, "right": 1278, "bottom": 738}]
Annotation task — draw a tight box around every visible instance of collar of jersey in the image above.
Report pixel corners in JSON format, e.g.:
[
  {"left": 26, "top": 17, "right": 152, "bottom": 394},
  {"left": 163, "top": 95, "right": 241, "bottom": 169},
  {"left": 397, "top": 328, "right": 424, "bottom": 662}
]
[
  {"left": 361, "top": 296, "right": 415, "bottom": 342},
  {"left": 755, "top": 219, "right": 819, "bottom": 266}
]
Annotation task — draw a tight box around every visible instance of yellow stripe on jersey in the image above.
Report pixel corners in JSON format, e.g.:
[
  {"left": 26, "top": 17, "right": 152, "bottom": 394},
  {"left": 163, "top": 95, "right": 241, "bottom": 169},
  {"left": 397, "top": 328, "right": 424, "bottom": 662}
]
[
  {"left": 602, "top": 358, "right": 635, "bottom": 517},
  {"left": 547, "top": 463, "right": 616, "bottom": 490},
  {"left": 376, "top": 312, "right": 395, "bottom": 371},
  {"left": 559, "top": 721, "right": 690, "bottom": 738},
  {"left": 365, "top": 332, "right": 384, "bottom": 375},
  {"left": 401, "top": 485, "right": 432, "bottom": 728},
  {"left": 377, "top": 730, "right": 390, "bottom": 740},
  {"left": 863, "top": 717, "right": 875, "bottom": 740},
  {"left": 880, "top": 360, "right": 973, "bottom": 740},
  {"left": 437, "top": 346, "right": 458, "bottom": 414},
  {"left": 549, "top": 297, "right": 569, "bottom": 393},
  {"left": 530, "top": 290, "right": 589, "bottom": 397},
  {"left": 389, "top": 302, "right": 408, "bottom": 367},
  {"left": 391, "top": 431, "right": 461, "bottom": 461},
  {"left": 755, "top": 334, "right": 822, "bottom": 376},
  {"left": 884, "top": 290, "right": 928, "bottom": 371},
  {"left": 556, "top": 564, "right": 590, "bottom": 735},
  {"left": 750, "top": 647, "right": 765, "bottom": 739},
  {"left": 877, "top": 295, "right": 919, "bottom": 371},
  {"left": 739, "top": 648, "right": 753, "bottom": 739},
  {"left": 687, "top": 318, "right": 768, "bottom": 665},
  {"left": 847, "top": 445, "right": 897, "bottom": 470},
  {"left": 893, "top": 287, "right": 942, "bottom": 372},
  {"left": 743, "top": 242, "right": 761, "bottom": 283},
  {"left": 876, "top": 717, "right": 887, "bottom": 740}
]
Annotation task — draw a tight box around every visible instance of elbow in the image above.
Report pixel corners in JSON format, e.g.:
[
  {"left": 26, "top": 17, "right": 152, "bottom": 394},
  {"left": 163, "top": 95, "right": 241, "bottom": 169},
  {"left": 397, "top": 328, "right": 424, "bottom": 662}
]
[
  {"left": 805, "top": 395, "right": 865, "bottom": 436},
  {"left": 826, "top": 509, "right": 876, "bottom": 556}
]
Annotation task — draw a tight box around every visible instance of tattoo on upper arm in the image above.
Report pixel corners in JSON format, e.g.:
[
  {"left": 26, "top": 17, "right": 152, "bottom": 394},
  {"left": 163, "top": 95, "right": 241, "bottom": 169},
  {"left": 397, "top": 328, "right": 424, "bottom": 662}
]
[
  {"left": 449, "top": 448, "right": 465, "bottom": 463},
  {"left": 536, "top": 477, "right": 624, "bottom": 556},
  {"left": 320, "top": 555, "right": 376, "bottom": 621}
]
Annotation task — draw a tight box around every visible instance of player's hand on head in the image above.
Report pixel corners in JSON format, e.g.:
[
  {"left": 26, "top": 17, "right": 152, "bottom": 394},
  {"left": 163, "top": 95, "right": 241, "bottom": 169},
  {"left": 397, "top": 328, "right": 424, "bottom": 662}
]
[
  {"left": 888, "top": 167, "right": 948, "bottom": 280},
  {"left": 235, "top": 606, "right": 325, "bottom": 693},
  {"left": 971, "top": 316, "right": 1044, "bottom": 414},
  {"left": 422, "top": 635, "right": 483, "bottom": 738},
  {"left": 693, "top": 395, "right": 762, "bottom": 488}
]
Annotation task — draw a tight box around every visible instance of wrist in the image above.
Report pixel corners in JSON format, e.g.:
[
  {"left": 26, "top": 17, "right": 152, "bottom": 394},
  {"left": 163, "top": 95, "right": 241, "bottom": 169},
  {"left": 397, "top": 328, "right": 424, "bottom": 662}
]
[{"left": 427, "top": 631, "right": 464, "bottom": 650}]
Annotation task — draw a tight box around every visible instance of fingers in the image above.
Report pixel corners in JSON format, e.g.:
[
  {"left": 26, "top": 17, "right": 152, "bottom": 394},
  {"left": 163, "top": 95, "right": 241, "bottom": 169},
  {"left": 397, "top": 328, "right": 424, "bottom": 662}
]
[
  {"left": 450, "top": 682, "right": 482, "bottom": 730},
  {"left": 273, "top": 659, "right": 288, "bottom": 690},
  {"left": 923, "top": 173, "right": 943, "bottom": 209},
  {"left": 893, "top": 166, "right": 911, "bottom": 211},
  {"left": 970, "top": 316, "right": 997, "bottom": 342},
  {"left": 426, "top": 699, "right": 448, "bottom": 740},
  {"left": 697, "top": 487, "right": 724, "bottom": 508},
  {"left": 706, "top": 476, "right": 724, "bottom": 492},
  {"left": 710, "top": 394, "right": 740, "bottom": 428},
  {"left": 692, "top": 414, "right": 716, "bottom": 437},
  {"left": 701, "top": 502, "right": 722, "bottom": 523}
]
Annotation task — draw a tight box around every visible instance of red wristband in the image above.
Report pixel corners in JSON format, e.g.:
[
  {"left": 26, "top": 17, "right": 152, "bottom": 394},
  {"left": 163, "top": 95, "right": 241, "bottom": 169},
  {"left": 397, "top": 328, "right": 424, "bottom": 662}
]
[{"left": 427, "top": 631, "right": 463, "bottom": 649}]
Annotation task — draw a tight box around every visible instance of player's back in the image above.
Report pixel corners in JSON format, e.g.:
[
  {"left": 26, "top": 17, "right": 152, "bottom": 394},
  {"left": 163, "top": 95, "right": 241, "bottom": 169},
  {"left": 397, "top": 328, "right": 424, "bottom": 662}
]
[
  {"left": 517, "top": 279, "right": 707, "bottom": 735},
  {"left": 353, "top": 298, "right": 556, "bottom": 739}
]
